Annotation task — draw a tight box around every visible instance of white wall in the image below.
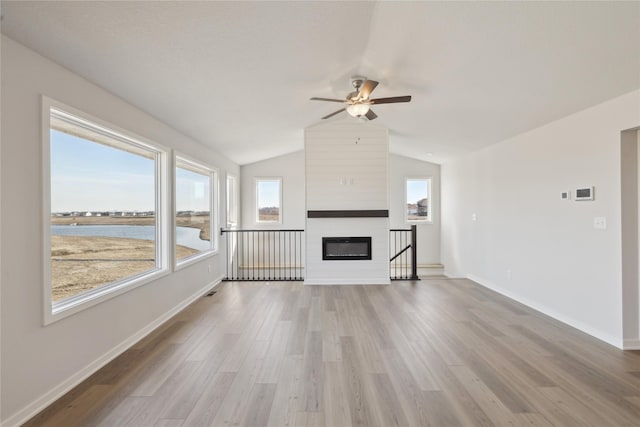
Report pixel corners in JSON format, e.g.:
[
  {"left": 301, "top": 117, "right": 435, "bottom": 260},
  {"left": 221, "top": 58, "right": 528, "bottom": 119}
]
[
  {"left": 0, "top": 36, "right": 240, "bottom": 426},
  {"left": 389, "top": 154, "right": 441, "bottom": 265},
  {"left": 441, "top": 90, "right": 640, "bottom": 348},
  {"left": 305, "top": 119, "right": 389, "bottom": 210},
  {"left": 240, "top": 150, "right": 305, "bottom": 229}
]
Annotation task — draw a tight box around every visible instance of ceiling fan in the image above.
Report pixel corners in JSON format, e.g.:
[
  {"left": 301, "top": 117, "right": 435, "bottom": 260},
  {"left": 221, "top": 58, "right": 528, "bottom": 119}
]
[{"left": 310, "top": 76, "right": 411, "bottom": 120}]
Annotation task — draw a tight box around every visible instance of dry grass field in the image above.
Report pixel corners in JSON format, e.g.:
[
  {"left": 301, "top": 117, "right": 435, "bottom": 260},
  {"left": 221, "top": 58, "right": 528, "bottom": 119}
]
[
  {"left": 50, "top": 215, "right": 209, "bottom": 301},
  {"left": 258, "top": 213, "right": 280, "bottom": 222},
  {"left": 51, "top": 236, "right": 199, "bottom": 301}
]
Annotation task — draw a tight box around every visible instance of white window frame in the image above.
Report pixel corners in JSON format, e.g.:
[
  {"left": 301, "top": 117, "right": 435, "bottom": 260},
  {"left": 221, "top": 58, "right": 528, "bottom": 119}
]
[
  {"left": 42, "top": 96, "right": 170, "bottom": 325},
  {"left": 255, "top": 177, "right": 283, "bottom": 225},
  {"left": 226, "top": 173, "right": 238, "bottom": 228},
  {"left": 174, "top": 153, "right": 219, "bottom": 270},
  {"left": 405, "top": 176, "right": 433, "bottom": 224}
]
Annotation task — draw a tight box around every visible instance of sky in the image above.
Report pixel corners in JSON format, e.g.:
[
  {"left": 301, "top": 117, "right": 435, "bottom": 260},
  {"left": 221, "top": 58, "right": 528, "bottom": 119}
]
[
  {"left": 176, "top": 167, "right": 210, "bottom": 211},
  {"left": 257, "top": 179, "right": 280, "bottom": 208},
  {"left": 406, "top": 179, "right": 429, "bottom": 204},
  {"left": 51, "top": 130, "right": 210, "bottom": 212}
]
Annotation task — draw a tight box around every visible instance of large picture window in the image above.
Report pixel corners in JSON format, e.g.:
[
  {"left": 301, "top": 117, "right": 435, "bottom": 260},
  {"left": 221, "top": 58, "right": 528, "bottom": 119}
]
[
  {"left": 175, "top": 156, "right": 217, "bottom": 265},
  {"left": 406, "top": 177, "right": 432, "bottom": 222},
  {"left": 255, "top": 177, "right": 282, "bottom": 224},
  {"left": 46, "top": 102, "right": 167, "bottom": 320}
]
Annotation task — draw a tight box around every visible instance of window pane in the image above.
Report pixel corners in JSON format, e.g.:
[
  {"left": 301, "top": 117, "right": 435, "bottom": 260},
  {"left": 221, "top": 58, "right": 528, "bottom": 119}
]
[
  {"left": 256, "top": 179, "right": 281, "bottom": 223},
  {"left": 50, "top": 120, "right": 158, "bottom": 303},
  {"left": 406, "top": 178, "right": 430, "bottom": 221},
  {"left": 176, "top": 162, "right": 213, "bottom": 261}
]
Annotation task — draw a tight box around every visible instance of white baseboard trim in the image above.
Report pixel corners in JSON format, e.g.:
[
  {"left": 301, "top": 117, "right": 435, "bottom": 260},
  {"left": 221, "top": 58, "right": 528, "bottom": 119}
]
[
  {"left": 1, "top": 276, "right": 224, "bottom": 427},
  {"left": 443, "top": 269, "right": 466, "bottom": 279},
  {"left": 623, "top": 339, "right": 640, "bottom": 350},
  {"left": 303, "top": 278, "right": 391, "bottom": 285},
  {"left": 466, "top": 274, "right": 624, "bottom": 350}
]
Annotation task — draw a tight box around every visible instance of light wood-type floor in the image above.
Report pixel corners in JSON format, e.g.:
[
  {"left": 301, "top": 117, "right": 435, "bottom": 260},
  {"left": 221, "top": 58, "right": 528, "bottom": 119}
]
[{"left": 25, "top": 279, "right": 640, "bottom": 426}]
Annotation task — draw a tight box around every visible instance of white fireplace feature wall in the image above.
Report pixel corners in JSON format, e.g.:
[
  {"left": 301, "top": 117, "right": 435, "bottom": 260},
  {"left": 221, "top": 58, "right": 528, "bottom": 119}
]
[{"left": 304, "top": 119, "right": 390, "bottom": 285}]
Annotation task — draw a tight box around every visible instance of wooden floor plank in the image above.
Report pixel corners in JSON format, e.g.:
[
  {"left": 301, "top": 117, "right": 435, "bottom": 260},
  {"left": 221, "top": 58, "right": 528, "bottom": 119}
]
[
  {"left": 239, "top": 383, "right": 277, "bottom": 427},
  {"left": 322, "top": 361, "right": 351, "bottom": 427},
  {"left": 180, "top": 372, "right": 236, "bottom": 427},
  {"left": 339, "top": 335, "right": 379, "bottom": 426},
  {"left": 266, "top": 356, "right": 304, "bottom": 427}
]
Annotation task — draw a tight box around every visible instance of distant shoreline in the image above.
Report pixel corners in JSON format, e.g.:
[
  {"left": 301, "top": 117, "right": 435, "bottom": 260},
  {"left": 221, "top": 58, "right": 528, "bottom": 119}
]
[{"left": 51, "top": 215, "right": 210, "bottom": 241}]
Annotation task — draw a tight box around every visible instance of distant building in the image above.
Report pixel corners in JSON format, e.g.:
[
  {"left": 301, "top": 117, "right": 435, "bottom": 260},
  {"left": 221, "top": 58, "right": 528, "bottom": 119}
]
[{"left": 417, "top": 198, "right": 429, "bottom": 216}]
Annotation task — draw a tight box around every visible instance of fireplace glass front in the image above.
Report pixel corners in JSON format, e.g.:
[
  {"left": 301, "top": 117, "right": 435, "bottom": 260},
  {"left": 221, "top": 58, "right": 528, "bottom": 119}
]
[{"left": 322, "top": 237, "right": 372, "bottom": 260}]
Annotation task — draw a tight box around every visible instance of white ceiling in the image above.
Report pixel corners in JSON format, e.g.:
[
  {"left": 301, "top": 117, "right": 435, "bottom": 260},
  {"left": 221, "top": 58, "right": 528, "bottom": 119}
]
[{"left": 2, "top": 1, "right": 639, "bottom": 165}]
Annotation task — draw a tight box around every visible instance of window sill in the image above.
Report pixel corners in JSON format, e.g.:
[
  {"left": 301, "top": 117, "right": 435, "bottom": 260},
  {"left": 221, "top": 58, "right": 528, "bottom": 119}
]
[
  {"left": 45, "top": 267, "right": 170, "bottom": 325},
  {"left": 175, "top": 249, "right": 217, "bottom": 271}
]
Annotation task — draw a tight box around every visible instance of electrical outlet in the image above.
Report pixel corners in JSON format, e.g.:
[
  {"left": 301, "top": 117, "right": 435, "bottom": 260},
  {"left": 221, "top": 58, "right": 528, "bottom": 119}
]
[
  {"left": 594, "top": 217, "right": 607, "bottom": 230},
  {"left": 208, "top": 263, "right": 212, "bottom": 273},
  {"left": 506, "top": 269, "right": 512, "bottom": 280}
]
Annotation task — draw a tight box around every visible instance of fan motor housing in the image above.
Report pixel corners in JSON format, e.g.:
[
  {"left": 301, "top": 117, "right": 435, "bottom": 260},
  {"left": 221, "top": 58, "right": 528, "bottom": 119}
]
[{"left": 351, "top": 76, "right": 367, "bottom": 90}]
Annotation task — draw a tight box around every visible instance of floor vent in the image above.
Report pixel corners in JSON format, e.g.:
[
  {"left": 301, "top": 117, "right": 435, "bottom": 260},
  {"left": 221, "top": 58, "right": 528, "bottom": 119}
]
[{"left": 204, "top": 290, "right": 217, "bottom": 297}]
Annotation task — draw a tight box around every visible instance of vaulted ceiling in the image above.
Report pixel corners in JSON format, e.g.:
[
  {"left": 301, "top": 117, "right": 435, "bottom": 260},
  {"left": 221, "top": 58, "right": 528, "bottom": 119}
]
[{"left": 2, "top": 1, "right": 639, "bottom": 165}]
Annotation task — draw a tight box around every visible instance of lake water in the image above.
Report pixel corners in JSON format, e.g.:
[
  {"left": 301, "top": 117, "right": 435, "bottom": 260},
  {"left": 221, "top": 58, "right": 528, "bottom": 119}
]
[{"left": 51, "top": 225, "right": 210, "bottom": 251}]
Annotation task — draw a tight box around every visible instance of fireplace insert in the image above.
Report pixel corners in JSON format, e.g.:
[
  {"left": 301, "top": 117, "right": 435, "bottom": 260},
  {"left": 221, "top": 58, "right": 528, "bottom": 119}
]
[{"left": 322, "top": 237, "right": 372, "bottom": 260}]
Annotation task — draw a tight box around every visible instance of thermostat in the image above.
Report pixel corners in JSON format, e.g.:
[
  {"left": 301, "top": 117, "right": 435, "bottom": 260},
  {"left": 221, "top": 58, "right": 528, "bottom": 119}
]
[{"left": 575, "top": 187, "right": 594, "bottom": 201}]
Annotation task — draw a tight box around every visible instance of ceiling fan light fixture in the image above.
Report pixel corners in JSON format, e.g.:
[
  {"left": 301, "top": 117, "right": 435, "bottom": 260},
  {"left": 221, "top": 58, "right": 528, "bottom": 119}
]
[
  {"left": 346, "top": 103, "right": 370, "bottom": 117},
  {"left": 311, "top": 78, "right": 410, "bottom": 121}
]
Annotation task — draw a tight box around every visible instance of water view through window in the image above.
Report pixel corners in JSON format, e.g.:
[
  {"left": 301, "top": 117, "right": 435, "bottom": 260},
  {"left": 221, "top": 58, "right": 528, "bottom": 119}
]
[
  {"left": 49, "top": 110, "right": 161, "bottom": 302},
  {"left": 175, "top": 158, "right": 214, "bottom": 262}
]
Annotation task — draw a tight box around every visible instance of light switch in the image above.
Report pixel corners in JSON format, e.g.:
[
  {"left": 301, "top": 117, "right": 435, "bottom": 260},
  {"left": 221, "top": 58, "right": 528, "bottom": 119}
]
[{"left": 594, "top": 217, "right": 607, "bottom": 230}]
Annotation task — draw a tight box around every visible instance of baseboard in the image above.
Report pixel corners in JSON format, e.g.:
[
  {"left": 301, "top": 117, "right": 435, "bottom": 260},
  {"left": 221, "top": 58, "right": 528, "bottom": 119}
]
[
  {"left": 1, "top": 276, "right": 224, "bottom": 427},
  {"left": 466, "top": 274, "right": 624, "bottom": 350},
  {"left": 623, "top": 339, "right": 640, "bottom": 350},
  {"left": 303, "top": 278, "right": 391, "bottom": 285},
  {"left": 443, "top": 269, "right": 466, "bottom": 279}
]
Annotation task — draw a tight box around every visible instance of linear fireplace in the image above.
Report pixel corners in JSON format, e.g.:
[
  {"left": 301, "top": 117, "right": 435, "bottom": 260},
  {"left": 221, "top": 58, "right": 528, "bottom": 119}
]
[{"left": 322, "top": 237, "right": 372, "bottom": 260}]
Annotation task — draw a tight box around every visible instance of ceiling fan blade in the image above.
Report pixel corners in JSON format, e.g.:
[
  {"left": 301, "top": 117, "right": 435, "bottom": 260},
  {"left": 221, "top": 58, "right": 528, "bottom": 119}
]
[
  {"left": 370, "top": 95, "right": 412, "bottom": 104},
  {"left": 310, "top": 97, "right": 346, "bottom": 103},
  {"left": 365, "top": 109, "right": 378, "bottom": 120},
  {"left": 321, "top": 108, "right": 346, "bottom": 119},
  {"left": 357, "top": 80, "right": 379, "bottom": 100}
]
